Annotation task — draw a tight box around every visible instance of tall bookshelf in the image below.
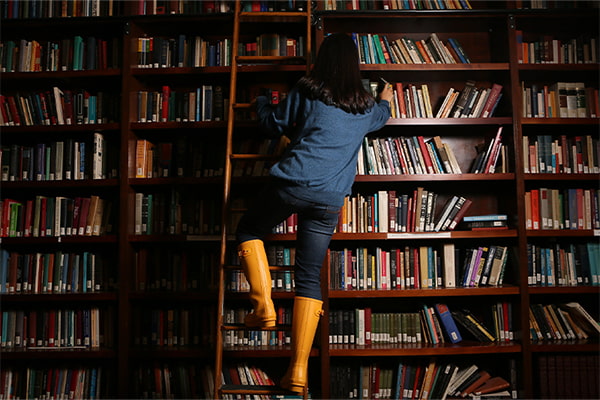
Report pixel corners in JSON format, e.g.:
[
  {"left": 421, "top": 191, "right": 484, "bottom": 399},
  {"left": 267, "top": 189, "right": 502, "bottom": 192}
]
[{"left": 1, "top": 1, "right": 598, "bottom": 398}]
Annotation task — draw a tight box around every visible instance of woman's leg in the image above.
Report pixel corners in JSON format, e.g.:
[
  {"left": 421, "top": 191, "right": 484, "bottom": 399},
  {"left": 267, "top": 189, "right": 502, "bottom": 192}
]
[
  {"left": 235, "top": 184, "right": 296, "bottom": 327},
  {"left": 281, "top": 203, "right": 339, "bottom": 393}
]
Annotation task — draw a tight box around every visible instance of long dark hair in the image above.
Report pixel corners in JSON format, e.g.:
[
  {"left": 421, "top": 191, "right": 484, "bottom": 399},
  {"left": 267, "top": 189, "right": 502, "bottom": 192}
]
[{"left": 297, "top": 33, "right": 374, "bottom": 114}]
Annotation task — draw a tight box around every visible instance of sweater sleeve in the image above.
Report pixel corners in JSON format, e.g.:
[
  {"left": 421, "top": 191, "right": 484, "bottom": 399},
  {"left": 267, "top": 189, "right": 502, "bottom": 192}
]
[
  {"left": 256, "top": 87, "right": 302, "bottom": 137},
  {"left": 369, "top": 99, "right": 391, "bottom": 131}
]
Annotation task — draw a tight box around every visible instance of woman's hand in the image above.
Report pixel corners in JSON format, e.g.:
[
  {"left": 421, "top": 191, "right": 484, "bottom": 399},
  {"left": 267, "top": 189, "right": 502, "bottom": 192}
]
[{"left": 379, "top": 83, "right": 394, "bottom": 103}]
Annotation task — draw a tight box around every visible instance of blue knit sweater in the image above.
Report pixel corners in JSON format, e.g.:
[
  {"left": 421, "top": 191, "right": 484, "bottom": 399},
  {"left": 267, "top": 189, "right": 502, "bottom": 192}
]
[{"left": 256, "top": 86, "right": 390, "bottom": 207}]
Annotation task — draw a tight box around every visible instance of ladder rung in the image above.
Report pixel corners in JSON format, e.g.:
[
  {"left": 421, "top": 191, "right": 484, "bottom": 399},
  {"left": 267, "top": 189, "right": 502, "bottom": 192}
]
[
  {"left": 230, "top": 153, "right": 279, "bottom": 160},
  {"left": 224, "top": 265, "right": 294, "bottom": 271},
  {"left": 232, "top": 102, "right": 252, "bottom": 109},
  {"left": 220, "top": 384, "right": 300, "bottom": 396},
  {"left": 222, "top": 324, "right": 291, "bottom": 331}
]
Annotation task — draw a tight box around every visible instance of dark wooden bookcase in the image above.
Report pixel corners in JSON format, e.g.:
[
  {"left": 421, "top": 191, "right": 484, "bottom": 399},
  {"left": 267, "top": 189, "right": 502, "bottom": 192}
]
[{"left": 1, "top": 0, "right": 598, "bottom": 398}]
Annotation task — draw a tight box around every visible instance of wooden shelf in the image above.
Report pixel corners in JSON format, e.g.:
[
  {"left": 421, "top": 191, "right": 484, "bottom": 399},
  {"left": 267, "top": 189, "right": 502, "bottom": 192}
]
[
  {"left": 328, "top": 341, "right": 521, "bottom": 357},
  {"left": 0, "top": 293, "right": 118, "bottom": 302},
  {"left": 329, "top": 286, "right": 520, "bottom": 298},
  {"left": 1, "top": 348, "right": 116, "bottom": 360}
]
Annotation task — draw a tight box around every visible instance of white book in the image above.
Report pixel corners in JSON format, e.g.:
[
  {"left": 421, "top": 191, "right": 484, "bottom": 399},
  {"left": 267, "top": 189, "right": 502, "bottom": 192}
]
[
  {"left": 443, "top": 243, "right": 456, "bottom": 288},
  {"left": 92, "top": 132, "right": 104, "bottom": 179}
]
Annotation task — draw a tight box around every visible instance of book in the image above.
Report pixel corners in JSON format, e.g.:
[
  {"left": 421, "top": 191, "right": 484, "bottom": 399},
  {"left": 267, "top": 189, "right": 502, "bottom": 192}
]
[
  {"left": 473, "top": 376, "right": 510, "bottom": 395},
  {"left": 434, "top": 303, "right": 463, "bottom": 343}
]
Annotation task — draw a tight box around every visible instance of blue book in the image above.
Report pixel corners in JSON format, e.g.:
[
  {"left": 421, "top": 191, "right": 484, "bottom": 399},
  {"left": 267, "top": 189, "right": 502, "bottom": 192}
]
[
  {"left": 462, "top": 214, "right": 508, "bottom": 222},
  {"left": 0, "top": 250, "right": 9, "bottom": 293},
  {"left": 434, "top": 303, "right": 463, "bottom": 343}
]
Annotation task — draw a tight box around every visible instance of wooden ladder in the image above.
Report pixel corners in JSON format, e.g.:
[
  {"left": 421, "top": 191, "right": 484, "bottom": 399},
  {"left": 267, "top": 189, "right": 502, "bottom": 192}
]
[{"left": 214, "top": 0, "right": 312, "bottom": 398}]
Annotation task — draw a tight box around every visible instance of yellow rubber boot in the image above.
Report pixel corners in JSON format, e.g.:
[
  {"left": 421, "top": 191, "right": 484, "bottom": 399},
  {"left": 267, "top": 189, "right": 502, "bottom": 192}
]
[
  {"left": 238, "top": 239, "right": 276, "bottom": 328},
  {"left": 280, "top": 296, "right": 324, "bottom": 394}
]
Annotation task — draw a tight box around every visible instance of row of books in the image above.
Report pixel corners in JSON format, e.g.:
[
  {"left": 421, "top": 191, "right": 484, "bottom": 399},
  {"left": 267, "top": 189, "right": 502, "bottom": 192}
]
[
  {"left": 136, "top": 85, "right": 225, "bottom": 123},
  {"left": 537, "top": 354, "right": 599, "bottom": 400},
  {"left": 357, "top": 130, "right": 504, "bottom": 176},
  {"left": 2, "top": 0, "right": 122, "bottom": 18},
  {"left": 336, "top": 189, "right": 472, "bottom": 234},
  {"left": 227, "top": 269, "right": 295, "bottom": 293},
  {"left": 134, "top": 137, "right": 224, "bottom": 179},
  {"left": 524, "top": 187, "right": 599, "bottom": 230},
  {"left": 437, "top": 81, "right": 503, "bottom": 119},
  {"left": 133, "top": 191, "right": 221, "bottom": 236},
  {"left": 0, "top": 89, "right": 120, "bottom": 126},
  {"left": 223, "top": 306, "right": 292, "bottom": 347},
  {"left": 221, "top": 363, "right": 276, "bottom": 391},
  {"left": 329, "top": 302, "right": 510, "bottom": 346},
  {"left": 0, "top": 250, "right": 108, "bottom": 295},
  {"left": 522, "top": 134, "right": 599, "bottom": 174},
  {"left": 134, "top": 248, "right": 217, "bottom": 293},
  {"left": 358, "top": 135, "right": 460, "bottom": 176},
  {"left": 516, "top": 32, "right": 598, "bottom": 64},
  {"left": 353, "top": 33, "right": 470, "bottom": 65},
  {"left": 527, "top": 242, "right": 599, "bottom": 287},
  {"left": 1, "top": 37, "right": 121, "bottom": 73},
  {"left": 328, "top": 243, "right": 508, "bottom": 291},
  {"left": 520, "top": 81, "right": 599, "bottom": 118},
  {"left": 134, "top": 363, "right": 215, "bottom": 400},
  {"left": 136, "top": 0, "right": 233, "bottom": 15},
  {"left": 518, "top": 33, "right": 599, "bottom": 64},
  {"left": 325, "top": 0, "right": 473, "bottom": 10},
  {"left": 131, "top": 306, "right": 215, "bottom": 348},
  {"left": 136, "top": 36, "right": 231, "bottom": 68},
  {"left": 1, "top": 308, "right": 106, "bottom": 350},
  {"left": 329, "top": 302, "right": 514, "bottom": 346},
  {"left": 0, "top": 195, "right": 113, "bottom": 238},
  {"left": 529, "top": 302, "right": 600, "bottom": 341},
  {"left": 241, "top": 0, "right": 308, "bottom": 12},
  {"left": 0, "top": 367, "right": 106, "bottom": 400},
  {"left": 1, "top": 133, "right": 116, "bottom": 182},
  {"left": 244, "top": 34, "right": 306, "bottom": 57},
  {"left": 330, "top": 360, "right": 514, "bottom": 400}
]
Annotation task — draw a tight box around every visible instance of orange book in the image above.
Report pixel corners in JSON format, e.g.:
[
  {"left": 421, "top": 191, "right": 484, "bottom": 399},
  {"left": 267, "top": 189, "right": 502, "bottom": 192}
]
[
  {"left": 395, "top": 82, "right": 407, "bottom": 118},
  {"left": 415, "top": 40, "right": 433, "bottom": 63},
  {"left": 473, "top": 376, "right": 510, "bottom": 395},
  {"left": 460, "top": 370, "right": 491, "bottom": 397}
]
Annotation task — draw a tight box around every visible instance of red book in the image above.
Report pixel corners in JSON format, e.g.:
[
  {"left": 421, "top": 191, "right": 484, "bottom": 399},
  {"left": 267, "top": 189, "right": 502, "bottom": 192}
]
[
  {"left": 161, "top": 86, "right": 170, "bottom": 122},
  {"left": 0, "top": 95, "right": 11, "bottom": 125},
  {"left": 448, "top": 198, "right": 473, "bottom": 230},
  {"left": 483, "top": 127, "right": 503, "bottom": 173},
  {"left": 530, "top": 189, "right": 540, "bottom": 230},
  {"left": 502, "top": 301, "right": 511, "bottom": 341},
  {"left": 416, "top": 136, "right": 434, "bottom": 174},
  {"left": 412, "top": 247, "right": 420, "bottom": 289},
  {"left": 481, "top": 83, "right": 503, "bottom": 118},
  {"left": 364, "top": 307, "right": 372, "bottom": 345},
  {"left": 395, "top": 82, "right": 407, "bottom": 118},
  {"left": 411, "top": 365, "right": 424, "bottom": 400},
  {"left": 23, "top": 199, "right": 33, "bottom": 237},
  {"left": 7, "top": 96, "right": 21, "bottom": 126},
  {"left": 78, "top": 197, "right": 91, "bottom": 235}
]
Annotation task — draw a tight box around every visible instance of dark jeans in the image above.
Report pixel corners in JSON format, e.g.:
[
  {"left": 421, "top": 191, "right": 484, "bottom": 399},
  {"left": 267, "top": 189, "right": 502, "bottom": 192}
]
[{"left": 236, "top": 181, "right": 340, "bottom": 300}]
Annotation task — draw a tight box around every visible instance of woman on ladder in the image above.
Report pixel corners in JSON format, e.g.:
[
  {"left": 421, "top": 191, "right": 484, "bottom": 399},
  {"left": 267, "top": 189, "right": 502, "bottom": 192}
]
[{"left": 236, "top": 32, "right": 393, "bottom": 394}]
